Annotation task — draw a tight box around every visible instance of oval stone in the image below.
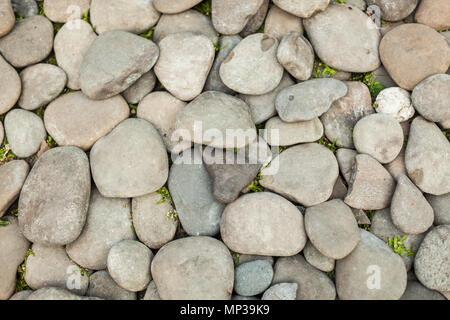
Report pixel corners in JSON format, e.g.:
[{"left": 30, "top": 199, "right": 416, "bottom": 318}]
[{"left": 0, "top": 55, "right": 21, "bottom": 115}]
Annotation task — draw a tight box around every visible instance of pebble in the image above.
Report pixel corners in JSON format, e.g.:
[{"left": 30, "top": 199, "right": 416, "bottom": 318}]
[
  {"left": 379, "top": 23, "right": 449, "bottom": 90},
  {"left": 260, "top": 143, "right": 339, "bottom": 206},
  {"left": 142, "top": 280, "right": 160, "bottom": 300},
  {"left": 54, "top": 19, "right": 97, "bottom": 90},
  {"left": 153, "top": 10, "right": 218, "bottom": 44},
  {"left": 107, "top": 240, "right": 153, "bottom": 292},
  {"left": 236, "top": 255, "right": 274, "bottom": 267},
  {"left": 212, "top": 0, "right": 264, "bottom": 35},
  {"left": 234, "top": 260, "right": 273, "bottom": 296},
  {"left": 122, "top": 70, "right": 156, "bottom": 105},
  {"left": 205, "top": 35, "right": 241, "bottom": 95},
  {"left": 330, "top": 175, "right": 348, "bottom": 200},
  {"left": 384, "top": 146, "right": 408, "bottom": 181},
  {"left": 390, "top": 174, "right": 434, "bottom": 235},
  {"left": 18, "top": 63, "right": 67, "bottom": 111},
  {"left": 264, "top": 116, "right": 323, "bottom": 146},
  {"left": 262, "top": 283, "right": 298, "bottom": 300},
  {"left": 0, "top": 51, "right": 21, "bottom": 115},
  {"left": 425, "top": 193, "right": 450, "bottom": 226},
  {"left": 90, "top": 0, "right": 160, "bottom": 34},
  {"left": 264, "top": 4, "right": 303, "bottom": 41},
  {"left": 220, "top": 192, "right": 307, "bottom": 256},
  {"left": 353, "top": 113, "right": 404, "bottom": 164},
  {"left": 372, "top": 65, "right": 397, "bottom": 88},
  {"left": 240, "top": 0, "right": 269, "bottom": 37},
  {"left": 303, "top": 241, "right": 335, "bottom": 273},
  {"left": 276, "top": 31, "right": 314, "bottom": 81},
  {"left": 344, "top": 154, "right": 395, "bottom": 210},
  {"left": 9, "top": 290, "right": 33, "bottom": 300},
  {"left": 153, "top": 0, "right": 203, "bottom": 14},
  {"left": 80, "top": 30, "right": 159, "bottom": 100},
  {"left": 137, "top": 91, "right": 189, "bottom": 153},
  {"left": 174, "top": 91, "right": 256, "bottom": 149},
  {"left": 168, "top": 147, "right": 225, "bottom": 236},
  {"left": 0, "top": 15, "right": 53, "bottom": 68},
  {"left": 411, "top": 74, "right": 450, "bottom": 123},
  {"left": 414, "top": 0, "right": 450, "bottom": 31},
  {"left": 273, "top": 0, "right": 329, "bottom": 18},
  {"left": 366, "top": 0, "right": 419, "bottom": 21},
  {"left": 320, "top": 81, "right": 373, "bottom": 148},
  {"left": 401, "top": 281, "right": 446, "bottom": 300},
  {"left": 4, "top": 109, "right": 47, "bottom": 158},
  {"left": 131, "top": 192, "right": 177, "bottom": 249},
  {"left": 151, "top": 236, "right": 234, "bottom": 300},
  {"left": 44, "top": 0, "right": 90, "bottom": 23},
  {"left": 154, "top": 32, "right": 214, "bottom": 101},
  {"left": 27, "top": 287, "right": 100, "bottom": 300},
  {"left": 336, "top": 229, "right": 407, "bottom": 299},
  {"left": 405, "top": 116, "right": 450, "bottom": 195},
  {"left": 11, "top": 0, "right": 38, "bottom": 18},
  {"left": 87, "top": 270, "right": 136, "bottom": 300},
  {"left": 0, "top": 0, "right": 15, "bottom": 37},
  {"left": 203, "top": 148, "right": 261, "bottom": 204},
  {"left": 219, "top": 33, "right": 284, "bottom": 95},
  {"left": 0, "top": 216, "right": 30, "bottom": 300},
  {"left": 25, "top": 243, "right": 89, "bottom": 295},
  {"left": 414, "top": 225, "right": 450, "bottom": 292},
  {"left": 0, "top": 160, "right": 29, "bottom": 217},
  {"left": 374, "top": 87, "right": 415, "bottom": 122},
  {"left": 66, "top": 188, "right": 136, "bottom": 270},
  {"left": 272, "top": 255, "right": 336, "bottom": 300},
  {"left": 304, "top": 3, "right": 381, "bottom": 73},
  {"left": 336, "top": 148, "right": 357, "bottom": 184},
  {"left": 276, "top": 78, "right": 348, "bottom": 122},
  {"left": 18, "top": 146, "right": 91, "bottom": 245},
  {"left": 305, "top": 199, "right": 360, "bottom": 259},
  {"left": 90, "top": 118, "right": 168, "bottom": 198},
  {"left": 239, "top": 72, "right": 294, "bottom": 125},
  {"left": 44, "top": 92, "right": 129, "bottom": 151}
]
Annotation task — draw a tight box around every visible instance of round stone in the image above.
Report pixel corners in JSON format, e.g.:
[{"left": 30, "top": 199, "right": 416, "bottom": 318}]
[
  {"left": 54, "top": 19, "right": 97, "bottom": 90},
  {"left": 320, "top": 81, "right": 373, "bottom": 148},
  {"left": 0, "top": 53, "right": 21, "bottom": 115},
  {"left": 153, "top": 10, "right": 217, "bottom": 44},
  {"left": 107, "top": 240, "right": 153, "bottom": 292},
  {"left": 80, "top": 30, "right": 159, "bottom": 100},
  {"left": 415, "top": 0, "right": 450, "bottom": 31},
  {"left": 18, "top": 63, "right": 67, "bottom": 111},
  {"left": 262, "top": 283, "right": 298, "bottom": 300},
  {"left": 154, "top": 32, "right": 214, "bottom": 101},
  {"left": 263, "top": 116, "right": 323, "bottom": 146},
  {"left": 240, "top": 0, "right": 269, "bottom": 37},
  {"left": 18, "top": 146, "right": 91, "bottom": 245},
  {"left": 336, "top": 148, "right": 357, "bottom": 184},
  {"left": 44, "top": 0, "right": 90, "bottom": 23},
  {"left": 44, "top": 92, "right": 130, "bottom": 151},
  {"left": 303, "top": 241, "right": 335, "bottom": 273},
  {"left": 374, "top": 87, "right": 415, "bottom": 122},
  {"left": 90, "top": 0, "right": 160, "bottom": 34},
  {"left": 90, "top": 118, "right": 168, "bottom": 198},
  {"left": 219, "top": 33, "right": 284, "bottom": 95},
  {"left": 27, "top": 287, "right": 99, "bottom": 300},
  {"left": 122, "top": 70, "right": 156, "bottom": 105},
  {"left": 276, "top": 78, "right": 348, "bottom": 122},
  {"left": 366, "top": 0, "right": 419, "bottom": 21},
  {"left": 212, "top": 0, "right": 264, "bottom": 35},
  {"left": 0, "top": 0, "right": 14, "bottom": 37},
  {"left": 264, "top": 4, "right": 303, "bottom": 41},
  {"left": 220, "top": 192, "right": 307, "bottom": 256},
  {"left": 273, "top": 0, "right": 330, "bottom": 18},
  {"left": 390, "top": 174, "right": 434, "bottom": 235},
  {"left": 412, "top": 74, "right": 450, "bottom": 123},
  {"left": 305, "top": 199, "right": 360, "bottom": 259},
  {"left": 66, "top": 188, "right": 136, "bottom": 270},
  {"left": 153, "top": 0, "right": 203, "bottom": 14},
  {"left": 87, "top": 270, "right": 136, "bottom": 300},
  {"left": 234, "top": 260, "right": 273, "bottom": 296},
  {"left": 336, "top": 229, "right": 407, "bottom": 300},
  {"left": 261, "top": 143, "right": 339, "bottom": 206},
  {"left": 174, "top": 91, "right": 256, "bottom": 149},
  {"left": 0, "top": 160, "right": 29, "bottom": 217},
  {"left": 0, "top": 15, "right": 53, "bottom": 68},
  {"left": 379, "top": 23, "right": 449, "bottom": 91},
  {"left": 151, "top": 236, "right": 234, "bottom": 300},
  {"left": 353, "top": 113, "right": 404, "bottom": 164},
  {"left": 426, "top": 193, "right": 450, "bottom": 226},
  {"left": 304, "top": 3, "right": 381, "bottom": 73},
  {"left": 414, "top": 225, "right": 450, "bottom": 292},
  {"left": 4, "top": 109, "right": 47, "bottom": 158},
  {"left": 405, "top": 116, "right": 450, "bottom": 195},
  {"left": 25, "top": 243, "right": 89, "bottom": 296},
  {"left": 276, "top": 31, "right": 314, "bottom": 81},
  {"left": 131, "top": 192, "right": 178, "bottom": 249}
]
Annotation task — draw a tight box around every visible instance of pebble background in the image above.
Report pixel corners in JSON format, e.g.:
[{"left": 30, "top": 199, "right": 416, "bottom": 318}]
[{"left": 0, "top": 0, "right": 449, "bottom": 301}]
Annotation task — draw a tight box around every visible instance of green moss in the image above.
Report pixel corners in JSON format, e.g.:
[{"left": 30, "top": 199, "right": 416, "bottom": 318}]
[
  {"left": 139, "top": 26, "right": 156, "bottom": 40},
  {"left": 46, "top": 136, "right": 58, "bottom": 149},
  {"left": 232, "top": 253, "right": 240, "bottom": 265},
  {"left": 247, "top": 172, "right": 264, "bottom": 193},
  {"left": 387, "top": 236, "right": 415, "bottom": 257},
  {"left": 351, "top": 72, "right": 385, "bottom": 101},
  {"left": 0, "top": 219, "right": 10, "bottom": 227},
  {"left": 0, "top": 139, "right": 17, "bottom": 164},
  {"left": 318, "top": 136, "right": 339, "bottom": 153},
  {"left": 16, "top": 249, "right": 34, "bottom": 292},
  {"left": 15, "top": 13, "right": 23, "bottom": 21},
  {"left": 313, "top": 60, "right": 338, "bottom": 78},
  {"left": 193, "top": 0, "right": 212, "bottom": 17}
]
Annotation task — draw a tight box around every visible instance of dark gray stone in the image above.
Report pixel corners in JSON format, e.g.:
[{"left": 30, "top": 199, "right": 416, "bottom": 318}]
[
  {"left": 88, "top": 270, "right": 136, "bottom": 300},
  {"left": 425, "top": 193, "right": 450, "bottom": 225},
  {"left": 11, "top": 0, "right": 38, "bottom": 18},
  {"left": 234, "top": 260, "right": 273, "bottom": 296}
]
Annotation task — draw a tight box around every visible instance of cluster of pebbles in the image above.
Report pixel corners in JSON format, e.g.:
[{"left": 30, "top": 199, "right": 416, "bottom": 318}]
[{"left": 0, "top": 0, "right": 449, "bottom": 300}]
